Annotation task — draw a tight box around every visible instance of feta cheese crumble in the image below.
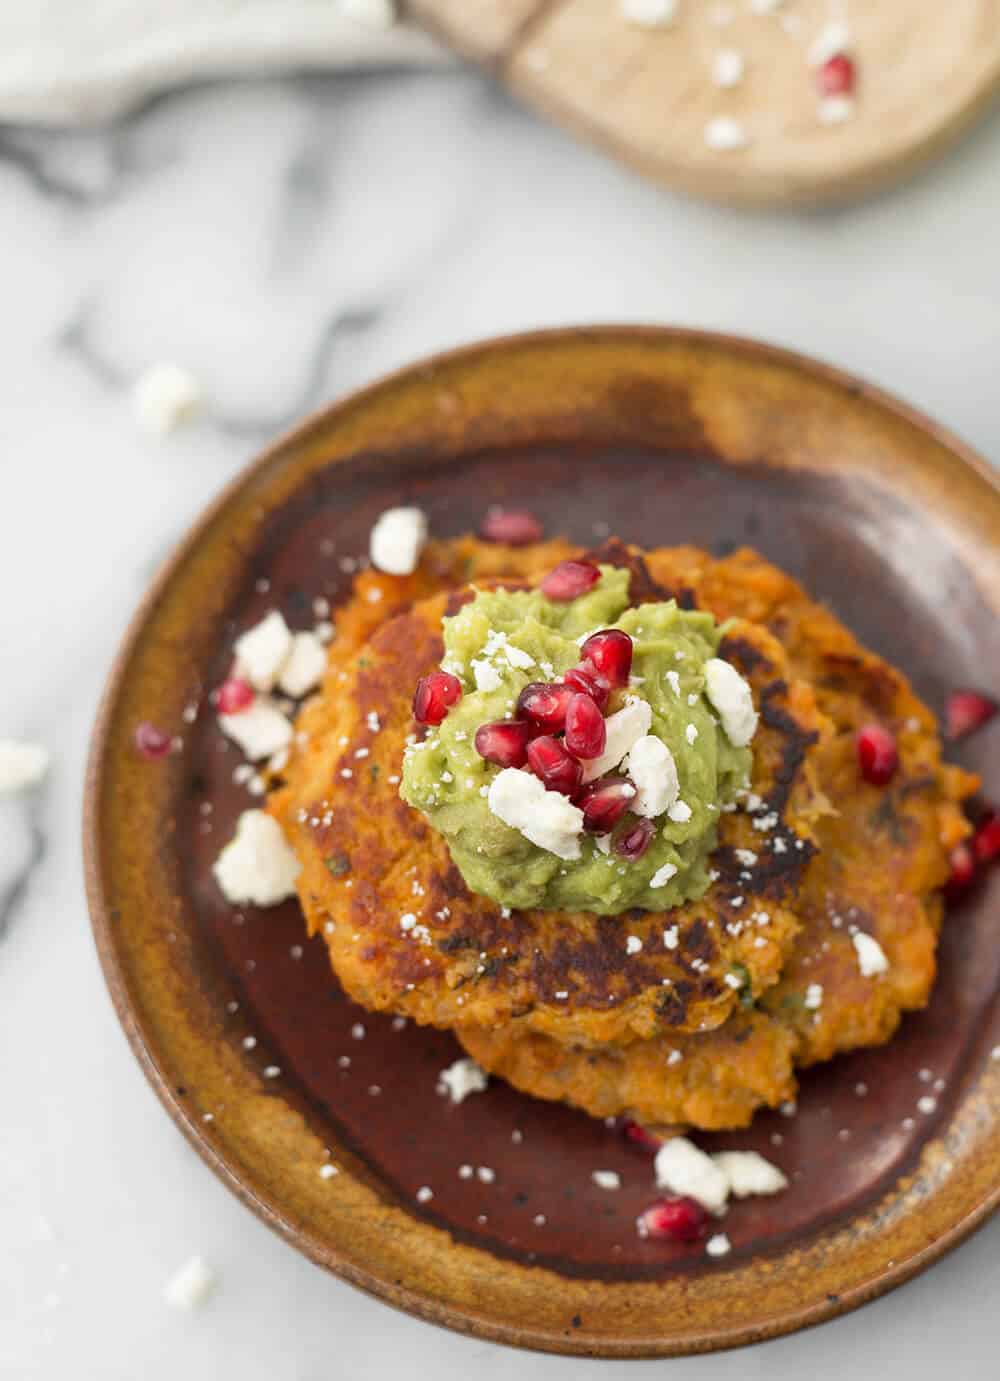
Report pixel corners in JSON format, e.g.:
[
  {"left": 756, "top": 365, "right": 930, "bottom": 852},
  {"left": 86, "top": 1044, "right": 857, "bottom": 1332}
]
[
  {"left": 235, "top": 611, "right": 294, "bottom": 691},
  {"left": 655, "top": 1137, "right": 730, "bottom": 1214},
  {"left": 853, "top": 931, "right": 889, "bottom": 977},
  {"left": 804, "top": 983, "right": 823, "bottom": 1011},
  {"left": 369, "top": 506, "right": 427, "bottom": 576},
  {"left": 623, "top": 734, "right": 679, "bottom": 817},
  {"left": 438, "top": 1057, "right": 488, "bottom": 1104},
  {"left": 488, "top": 768, "right": 584, "bottom": 861},
  {"left": 582, "top": 698, "right": 653, "bottom": 782},
  {"left": 650, "top": 863, "right": 679, "bottom": 889},
  {"left": 218, "top": 699, "right": 293, "bottom": 761},
  {"left": 278, "top": 632, "right": 327, "bottom": 698},
  {"left": 133, "top": 364, "right": 203, "bottom": 436},
  {"left": 592, "top": 1170, "right": 622, "bottom": 1190},
  {"left": 212, "top": 810, "right": 300, "bottom": 907},
  {"left": 705, "top": 1233, "right": 731, "bottom": 1258},
  {"left": 163, "top": 1256, "right": 217, "bottom": 1310},
  {"left": 0, "top": 739, "right": 49, "bottom": 793},
  {"left": 712, "top": 1150, "right": 788, "bottom": 1198},
  {"left": 704, "top": 658, "right": 758, "bottom": 746},
  {"left": 625, "top": 935, "right": 643, "bottom": 955}
]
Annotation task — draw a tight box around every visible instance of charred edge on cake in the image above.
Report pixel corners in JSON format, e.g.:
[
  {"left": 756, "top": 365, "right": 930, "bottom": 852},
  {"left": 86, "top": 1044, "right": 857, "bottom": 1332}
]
[
  {"left": 718, "top": 632, "right": 773, "bottom": 678},
  {"left": 582, "top": 539, "right": 672, "bottom": 608},
  {"left": 818, "top": 651, "right": 903, "bottom": 718},
  {"left": 758, "top": 680, "right": 820, "bottom": 816}
]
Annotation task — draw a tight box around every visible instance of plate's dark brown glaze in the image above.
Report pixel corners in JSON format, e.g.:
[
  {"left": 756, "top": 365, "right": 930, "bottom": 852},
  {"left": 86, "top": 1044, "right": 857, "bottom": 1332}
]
[{"left": 84, "top": 328, "right": 1000, "bottom": 1356}]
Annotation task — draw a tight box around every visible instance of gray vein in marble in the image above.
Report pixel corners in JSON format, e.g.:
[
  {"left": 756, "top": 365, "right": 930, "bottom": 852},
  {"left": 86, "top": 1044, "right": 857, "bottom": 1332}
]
[
  {"left": 0, "top": 124, "right": 170, "bottom": 208},
  {"left": 0, "top": 808, "right": 45, "bottom": 943}
]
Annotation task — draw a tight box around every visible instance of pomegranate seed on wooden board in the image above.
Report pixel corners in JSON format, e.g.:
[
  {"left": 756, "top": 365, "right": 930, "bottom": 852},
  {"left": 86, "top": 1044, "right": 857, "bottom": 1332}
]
[
  {"left": 564, "top": 693, "right": 607, "bottom": 759},
  {"left": 215, "top": 676, "right": 255, "bottom": 715},
  {"left": 516, "top": 681, "right": 576, "bottom": 732},
  {"left": 563, "top": 664, "right": 610, "bottom": 710},
  {"left": 637, "top": 1196, "right": 709, "bottom": 1243},
  {"left": 622, "top": 1119, "right": 664, "bottom": 1153},
  {"left": 479, "top": 507, "right": 544, "bottom": 545},
  {"left": 474, "top": 720, "right": 533, "bottom": 769},
  {"left": 540, "top": 560, "right": 600, "bottom": 602},
  {"left": 615, "top": 817, "right": 655, "bottom": 860},
  {"left": 946, "top": 689, "right": 997, "bottom": 741},
  {"left": 413, "top": 671, "right": 462, "bottom": 726},
  {"left": 580, "top": 629, "right": 633, "bottom": 687},
  {"left": 856, "top": 723, "right": 898, "bottom": 785},
  {"left": 817, "top": 52, "right": 855, "bottom": 96},
  {"left": 134, "top": 722, "right": 173, "bottom": 760},
  {"left": 526, "top": 735, "right": 583, "bottom": 795},
  {"left": 576, "top": 775, "right": 636, "bottom": 833}
]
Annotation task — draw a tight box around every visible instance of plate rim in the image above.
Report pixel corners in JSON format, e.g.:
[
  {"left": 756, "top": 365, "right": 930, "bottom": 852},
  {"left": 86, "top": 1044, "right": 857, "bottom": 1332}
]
[{"left": 83, "top": 324, "right": 1000, "bottom": 1357}]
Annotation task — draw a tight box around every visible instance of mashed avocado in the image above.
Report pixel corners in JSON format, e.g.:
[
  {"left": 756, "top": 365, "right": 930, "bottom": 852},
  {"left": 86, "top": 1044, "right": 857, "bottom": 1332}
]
[{"left": 400, "top": 567, "right": 752, "bottom": 915}]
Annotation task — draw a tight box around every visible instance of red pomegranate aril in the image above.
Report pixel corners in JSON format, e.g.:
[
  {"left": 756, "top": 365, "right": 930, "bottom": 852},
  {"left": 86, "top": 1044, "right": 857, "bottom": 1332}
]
[
  {"left": 622, "top": 1119, "right": 664, "bottom": 1153},
  {"left": 579, "top": 629, "right": 633, "bottom": 688},
  {"left": 615, "top": 817, "right": 655, "bottom": 861},
  {"left": 973, "top": 811, "right": 1000, "bottom": 864},
  {"left": 564, "top": 692, "right": 607, "bottom": 760},
  {"left": 946, "top": 689, "right": 998, "bottom": 741},
  {"left": 413, "top": 671, "right": 462, "bottom": 726},
  {"left": 563, "top": 664, "right": 610, "bottom": 710},
  {"left": 637, "top": 1196, "right": 709, "bottom": 1244},
  {"left": 475, "top": 720, "right": 533, "bottom": 769},
  {"left": 526, "top": 735, "right": 583, "bottom": 796},
  {"left": 946, "top": 841, "right": 977, "bottom": 894},
  {"left": 540, "top": 560, "right": 601, "bottom": 602},
  {"left": 516, "top": 680, "right": 576, "bottom": 732},
  {"left": 479, "top": 506, "right": 544, "bottom": 546},
  {"left": 576, "top": 775, "right": 636, "bottom": 834},
  {"left": 817, "top": 52, "right": 855, "bottom": 97},
  {"left": 134, "top": 721, "right": 173, "bottom": 760},
  {"left": 856, "top": 724, "right": 898, "bottom": 786},
  {"left": 215, "top": 676, "right": 255, "bottom": 715}
]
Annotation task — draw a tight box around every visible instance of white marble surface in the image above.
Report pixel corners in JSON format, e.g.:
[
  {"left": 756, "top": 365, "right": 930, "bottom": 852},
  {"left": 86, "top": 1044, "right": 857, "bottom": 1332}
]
[{"left": 2, "top": 67, "right": 999, "bottom": 1380}]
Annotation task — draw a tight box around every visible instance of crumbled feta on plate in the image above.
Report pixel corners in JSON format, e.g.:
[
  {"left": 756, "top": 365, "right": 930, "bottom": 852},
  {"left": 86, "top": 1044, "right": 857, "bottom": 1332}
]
[
  {"left": 0, "top": 739, "right": 49, "bottom": 794},
  {"left": 438, "top": 1057, "right": 488, "bottom": 1104},
  {"left": 369, "top": 506, "right": 427, "bottom": 576},
  {"left": 213, "top": 810, "right": 300, "bottom": 906}
]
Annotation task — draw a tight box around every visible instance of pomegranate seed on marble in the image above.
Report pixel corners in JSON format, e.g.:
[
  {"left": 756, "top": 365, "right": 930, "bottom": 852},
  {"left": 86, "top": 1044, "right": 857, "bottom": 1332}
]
[
  {"left": 579, "top": 630, "right": 633, "bottom": 688},
  {"left": 479, "top": 507, "right": 544, "bottom": 546},
  {"left": 413, "top": 671, "right": 462, "bottom": 726},
  {"left": 637, "top": 1196, "right": 709, "bottom": 1244},
  {"left": 946, "top": 841, "right": 977, "bottom": 894},
  {"left": 564, "top": 693, "right": 607, "bottom": 760},
  {"left": 946, "top": 689, "right": 997, "bottom": 741},
  {"left": 576, "top": 775, "right": 636, "bottom": 834},
  {"left": 856, "top": 724, "right": 898, "bottom": 786},
  {"left": 526, "top": 735, "right": 583, "bottom": 796},
  {"left": 516, "top": 681, "right": 576, "bottom": 732},
  {"left": 134, "top": 722, "right": 173, "bottom": 760},
  {"left": 817, "top": 53, "right": 855, "bottom": 97},
  {"left": 563, "top": 664, "right": 610, "bottom": 710},
  {"left": 475, "top": 720, "right": 533, "bottom": 769},
  {"left": 973, "top": 811, "right": 1000, "bottom": 864},
  {"left": 215, "top": 676, "right": 255, "bottom": 715},
  {"left": 540, "top": 560, "right": 600, "bottom": 602},
  {"left": 622, "top": 1119, "right": 664, "bottom": 1153},
  {"left": 615, "top": 817, "right": 655, "bottom": 861}
]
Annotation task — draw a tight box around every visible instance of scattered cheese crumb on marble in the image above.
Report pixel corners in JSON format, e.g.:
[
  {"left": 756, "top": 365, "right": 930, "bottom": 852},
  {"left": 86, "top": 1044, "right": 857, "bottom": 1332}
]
[
  {"left": 0, "top": 739, "right": 49, "bottom": 793},
  {"left": 163, "top": 1256, "right": 217, "bottom": 1310},
  {"left": 133, "top": 364, "right": 203, "bottom": 436}
]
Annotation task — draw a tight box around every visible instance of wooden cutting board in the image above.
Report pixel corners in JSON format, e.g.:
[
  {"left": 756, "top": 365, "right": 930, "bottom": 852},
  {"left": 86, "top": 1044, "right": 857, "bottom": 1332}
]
[{"left": 404, "top": 0, "right": 1000, "bottom": 207}]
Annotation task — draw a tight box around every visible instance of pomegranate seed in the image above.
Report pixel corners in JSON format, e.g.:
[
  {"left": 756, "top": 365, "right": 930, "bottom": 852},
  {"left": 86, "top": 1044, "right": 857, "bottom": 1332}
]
[
  {"left": 817, "top": 52, "right": 855, "bottom": 97},
  {"left": 564, "top": 693, "right": 607, "bottom": 760},
  {"left": 516, "top": 681, "right": 576, "bottom": 732},
  {"left": 563, "top": 664, "right": 610, "bottom": 710},
  {"left": 214, "top": 676, "right": 255, "bottom": 715},
  {"left": 622, "top": 1119, "right": 664, "bottom": 1153},
  {"left": 615, "top": 817, "right": 655, "bottom": 861},
  {"left": 134, "top": 722, "right": 173, "bottom": 760},
  {"left": 856, "top": 724, "right": 898, "bottom": 786},
  {"left": 637, "top": 1196, "right": 709, "bottom": 1244},
  {"left": 579, "top": 630, "right": 633, "bottom": 688},
  {"left": 946, "top": 841, "right": 977, "bottom": 895},
  {"left": 526, "top": 735, "right": 583, "bottom": 796},
  {"left": 576, "top": 775, "right": 636, "bottom": 834},
  {"left": 413, "top": 671, "right": 462, "bottom": 726},
  {"left": 946, "top": 689, "right": 997, "bottom": 741},
  {"left": 540, "top": 560, "right": 600, "bottom": 602},
  {"left": 479, "top": 507, "right": 544, "bottom": 546},
  {"left": 475, "top": 720, "right": 533, "bottom": 769},
  {"left": 973, "top": 812, "right": 1000, "bottom": 864}
]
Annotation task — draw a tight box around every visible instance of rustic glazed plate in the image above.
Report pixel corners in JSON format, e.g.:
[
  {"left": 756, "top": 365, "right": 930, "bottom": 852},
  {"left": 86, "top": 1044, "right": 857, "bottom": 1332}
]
[{"left": 84, "top": 327, "right": 1000, "bottom": 1357}]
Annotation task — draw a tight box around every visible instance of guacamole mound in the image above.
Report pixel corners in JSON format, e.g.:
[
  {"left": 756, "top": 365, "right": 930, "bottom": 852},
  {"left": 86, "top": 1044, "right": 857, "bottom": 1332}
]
[{"left": 400, "top": 567, "right": 753, "bottom": 915}]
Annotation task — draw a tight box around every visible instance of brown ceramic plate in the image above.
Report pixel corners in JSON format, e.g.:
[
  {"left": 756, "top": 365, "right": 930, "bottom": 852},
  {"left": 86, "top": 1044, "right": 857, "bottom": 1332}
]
[{"left": 84, "top": 327, "right": 1000, "bottom": 1357}]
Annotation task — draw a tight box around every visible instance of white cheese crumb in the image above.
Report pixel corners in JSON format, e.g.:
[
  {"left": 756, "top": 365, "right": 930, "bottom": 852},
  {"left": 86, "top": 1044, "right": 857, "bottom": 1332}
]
[
  {"left": 476, "top": 1166, "right": 496, "bottom": 1184},
  {"left": 853, "top": 932, "right": 889, "bottom": 978},
  {"left": 809, "top": 20, "right": 851, "bottom": 66},
  {"left": 706, "top": 1233, "right": 731, "bottom": 1258},
  {"left": 620, "top": 0, "right": 677, "bottom": 26},
  {"left": 724, "top": 970, "right": 745, "bottom": 990},
  {"left": 582, "top": 698, "right": 653, "bottom": 782},
  {"left": 804, "top": 983, "right": 823, "bottom": 1011},
  {"left": 416, "top": 1185, "right": 433, "bottom": 1203},
  {"left": 651, "top": 863, "right": 679, "bottom": 889},
  {"left": 704, "top": 117, "right": 749, "bottom": 152},
  {"left": 667, "top": 1048, "right": 683, "bottom": 1065},
  {"left": 667, "top": 800, "right": 692, "bottom": 823},
  {"left": 595, "top": 833, "right": 613, "bottom": 856},
  {"left": 713, "top": 1150, "right": 788, "bottom": 1198},
  {"left": 319, "top": 1163, "right": 338, "bottom": 1180},
  {"left": 666, "top": 669, "right": 681, "bottom": 695},
  {"left": 712, "top": 48, "right": 744, "bottom": 87},
  {"left": 623, "top": 733, "right": 679, "bottom": 817},
  {"left": 917, "top": 1095, "right": 937, "bottom": 1115},
  {"left": 488, "top": 768, "right": 583, "bottom": 860},
  {"left": 592, "top": 1170, "right": 622, "bottom": 1191},
  {"left": 0, "top": 739, "right": 49, "bottom": 793},
  {"left": 438, "top": 1058, "right": 488, "bottom": 1104},
  {"left": 818, "top": 96, "right": 855, "bottom": 126},
  {"left": 685, "top": 723, "right": 698, "bottom": 745},
  {"left": 655, "top": 1137, "right": 730, "bottom": 1214},
  {"left": 471, "top": 659, "right": 503, "bottom": 693},
  {"left": 219, "top": 699, "right": 293, "bottom": 761},
  {"left": 163, "top": 1255, "right": 217, "bottom": 1310},
  {"left": 234, "top": 611, "right": 294, "bottom": 691},
  {"left": 212, "top": 810, "right": 300, "bottom": 907},
  {"left": 133, "top": 364, "right": 203, "bottom": 436},
  {"left": 705, "top": 658, "right": 758, "bottom": 746},
  {"left": 504, "top": 643, "right": 535, "bottom": 670},
  {"left": 662, "top": 924, "right": 679, "bottom": 947},
  {"left": 278, "top": 632, "right": 327, "bottom": 698},
  {"left": 625, "top": 935, "right": 643, "bottom": 955},
  {"left": 734, "top": 848, "right": 758, "bottom": 867},
  {"left": 369, "top": 506, "right": 427, "bottom": 576}
]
